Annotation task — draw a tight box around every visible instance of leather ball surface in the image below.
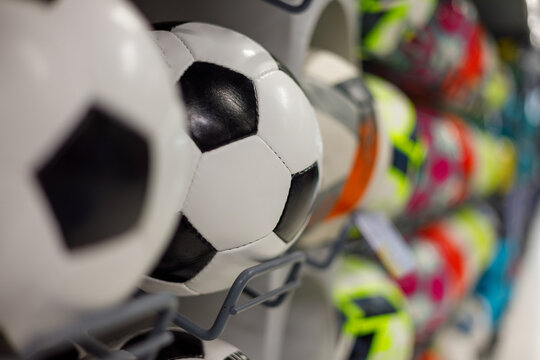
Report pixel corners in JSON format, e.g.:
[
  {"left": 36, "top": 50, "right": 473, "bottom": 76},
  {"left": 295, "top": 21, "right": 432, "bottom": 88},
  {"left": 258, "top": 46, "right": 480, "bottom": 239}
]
[
  {"left": 0, "top": 0, "right": 192, "bottom": 350},
  {"left": 142, "top": 22, "right": 323, "bottom": 296}
]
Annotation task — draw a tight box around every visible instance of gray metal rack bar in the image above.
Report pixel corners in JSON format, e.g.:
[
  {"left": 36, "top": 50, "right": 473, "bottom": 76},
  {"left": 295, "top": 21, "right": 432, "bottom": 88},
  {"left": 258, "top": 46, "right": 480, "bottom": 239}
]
[
  {"left": 172, "top": 250, "right": 305, "bottom": 341},
  {"left": 26, "top": 293, "right": 177, "bottom": 360},
  {"left": 260, "top": 0, "right": 313, "bottom": 13}
]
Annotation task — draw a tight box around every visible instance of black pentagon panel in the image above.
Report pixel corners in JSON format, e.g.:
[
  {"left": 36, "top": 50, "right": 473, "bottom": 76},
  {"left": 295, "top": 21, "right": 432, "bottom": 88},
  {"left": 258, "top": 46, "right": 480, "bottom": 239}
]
[
  {"left": 180, "top": 62, "right": 258, "bottom": 152},
  {"left": 361, "top": 11, "right": 385, "bottom": 41},
  {"left": 151, "top": 216, "right": 216, "bottom": 283},
  {"left": 123, "top": 330, "right": 204, "bottom": 359},
  {"left": 354, "top": 296, "right": 397, "bottom": 318},
  {"left": 350, "top": 333, "right": 375, "bottom": 360},
  {"left": 36, "top": 105, "right": 149, "bottom": 251},
  {"left": 274, "top": 163, "right": 320, "bottom": 243},
  {"left": 392, "top": 147, "right": 409, "bottom": 174},
  {"left": 225, "top": 352, "right": 250, "bottom": 360}
]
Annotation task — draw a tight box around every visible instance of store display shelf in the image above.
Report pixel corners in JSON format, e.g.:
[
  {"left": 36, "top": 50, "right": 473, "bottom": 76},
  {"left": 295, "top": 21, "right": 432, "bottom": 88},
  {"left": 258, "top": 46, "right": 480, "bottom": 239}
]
[{"left": 21, "top": 249, "right": 314, "bottom": 359}]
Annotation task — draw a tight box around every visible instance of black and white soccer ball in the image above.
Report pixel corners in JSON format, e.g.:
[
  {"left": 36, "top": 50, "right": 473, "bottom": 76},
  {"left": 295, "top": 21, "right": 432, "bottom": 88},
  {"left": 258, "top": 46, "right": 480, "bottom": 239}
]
[
  {"left": 0, "top": 0, "right": 193, "bottom": 350},
  {"left": 141, "top": 22, "right": 323, "bottom": 296},
  {"left": 122, "top": 329, "right": 250, "bottom": 360}
]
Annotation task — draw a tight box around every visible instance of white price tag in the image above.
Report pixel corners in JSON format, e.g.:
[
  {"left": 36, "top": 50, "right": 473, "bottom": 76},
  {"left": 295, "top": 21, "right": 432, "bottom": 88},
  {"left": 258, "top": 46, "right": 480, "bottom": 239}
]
[{"left": 353, "top": 212, "right": 416, "bottom": 278}]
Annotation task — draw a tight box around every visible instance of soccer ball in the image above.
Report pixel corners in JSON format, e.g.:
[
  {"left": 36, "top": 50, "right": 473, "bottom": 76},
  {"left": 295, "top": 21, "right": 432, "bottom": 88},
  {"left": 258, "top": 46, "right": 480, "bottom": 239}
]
[
  {"left": 417, "top": 206, "right": 497, "bottom": 303},
  {"left": 407, "top": 0, "right": 438, "bottom": 29},
  {"left": 0, "top": 0, "right": 192, "bottom": 350},
  {"left": 493, "top": 137, "right": 517, "bottom": 193},
  {"left": 445, "top": 35, "right": 509, "bottom": 121},
  {"left": 333, "top": 256, "right": 414, "bottom": 360},
  {"left": 359, "top": 0, "right": 437, "bottom": 59},
  {"left": 141, "top": 22, "right": 322, "bottom": 296},
  {"left": 373, "top": 0, "right": 484, "bottom": 104},
  {"left": 416, "top": 220, "right": 467, "bottom": 302},
  {"left": 445, "top": 114, "right": 476, "bottom": 201},
  {"left": 470, "top": 129, "right": 497, "bottom": 197},
  {"left": 298, "top": 49, "right": 378, "bottom": 248},
  {"left": 476, "top": 240, "right": 514, "bottom": 328},
  {"left": 360, "top": 0, "right": 410, "bottom": 58},
  {"left": 405, "top": 108, "right": 470, "bottom": 215},
  {"left": 445, "top": 206, "right": 497, "bottom": 285},
  {"left": 400, "top": 237, "right": 450, "bottom": 340},
  {"left": 121, "top": 328, "right": 249, "bottom": 360},
  {"left": 359, "top": 74, "right": 426, "bottom": 217},
  {"left": 470, "top": 131, "right": 516, "bottom": 197},
  {"left": 432, "top": 296, "right": 493, "bottom": 360}
]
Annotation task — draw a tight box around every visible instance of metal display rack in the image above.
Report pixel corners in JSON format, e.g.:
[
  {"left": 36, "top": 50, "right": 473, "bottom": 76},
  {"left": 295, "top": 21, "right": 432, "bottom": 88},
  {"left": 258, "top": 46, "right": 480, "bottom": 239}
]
[
  {"left": 20, "top": 225, "right": 354, "bottom": 360},
  {"left": 171, "top": 250, "right": 305, "bottom": 341},
  {"left": 25, "top": 293, "right": 177, "bottom": 360}
]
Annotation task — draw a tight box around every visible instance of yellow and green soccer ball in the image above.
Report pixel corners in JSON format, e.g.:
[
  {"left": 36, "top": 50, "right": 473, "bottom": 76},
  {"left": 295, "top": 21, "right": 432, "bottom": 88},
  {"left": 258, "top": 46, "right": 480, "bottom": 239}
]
[
  {"left": 359, "top": 73, "right": 426, "bottom": 217},
  {"left": 470, "top": 129, "right": 516, "bottom": 197},
  {"left": 446, "top": 206, "right": 497, "bottom": 284},
  {"left": 359, "top": 0, "right": 437, "bottom": 58},
  {"left": 333, "top": 256, "right": 414, "bottom": 360}
]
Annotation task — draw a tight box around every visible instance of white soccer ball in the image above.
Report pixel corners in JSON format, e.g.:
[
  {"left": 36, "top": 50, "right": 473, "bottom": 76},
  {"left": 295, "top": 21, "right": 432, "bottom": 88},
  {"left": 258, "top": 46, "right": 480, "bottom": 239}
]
[
  {"left": 0, "top": 0, "right": 192, "bottom": 350},
  {"left": 141, "top": 22, "right": 323, "bottom": 296},
  {"left": 433, "top": 296, "right": 493, "bottom": 360},
  {"left": 405, "top": 237, "right": 450, "bottom": 339}
]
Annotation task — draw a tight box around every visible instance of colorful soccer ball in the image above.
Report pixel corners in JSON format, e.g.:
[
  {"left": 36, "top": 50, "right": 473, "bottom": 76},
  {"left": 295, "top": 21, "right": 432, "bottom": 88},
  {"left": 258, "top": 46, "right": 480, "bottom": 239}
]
[
  {"left": 446, "top": 206, "right": 497, "bottom": 285},
  {"left": 416, "top": 221, "right": 467, "bottom": 302},
  {"left": 359, "top": 0, "right": 437, "bottom": 58},
  {"left": 432, "top": 296, "right": 493, "bottom": 360},
  {"left": 476, "top": 240, "right": 515, "bottom": 328},
  {"left": 493, "top": 137, "right": 517, "bottom": 193},
  {"left": 417, "top": 205, "right": 497, "bottom": 304},
  {"left": 399, "top": 238, "right": 450, "bottom": 339},
  {"left": 469, "top": 129, "right": 501, "bottom": 197},
  {"left": 359, "top": 74, "right": 426, "bottom": 217},
  {"left": 406, "top": 108, "right": 470, "bottom": 215},
  {"left": 371, "top": 0, "right": 487, "bottom": 109},
  {"left": 333, "top": 256, "right": 414, "bottom": 360},
  {"left": 142, "top": 22, "right": 323, "bottom": 296}
]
